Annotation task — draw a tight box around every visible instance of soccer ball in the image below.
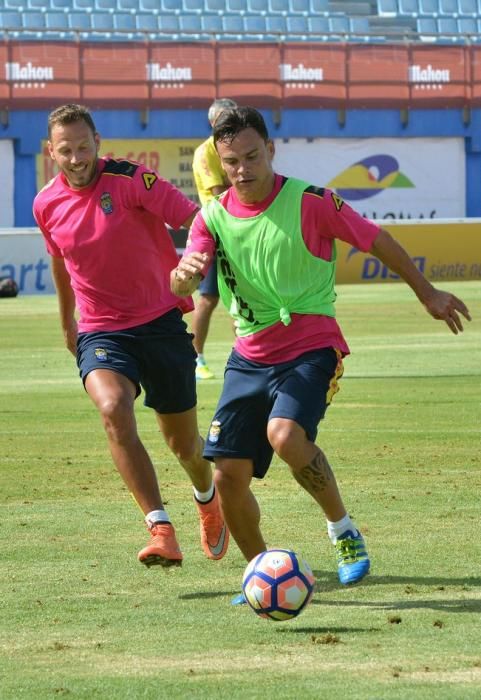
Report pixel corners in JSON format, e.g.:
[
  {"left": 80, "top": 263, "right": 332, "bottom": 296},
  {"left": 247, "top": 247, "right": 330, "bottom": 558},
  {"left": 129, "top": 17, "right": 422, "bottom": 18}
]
[{"left": 242, "top": 549, "right": 315, "bottom": 621}]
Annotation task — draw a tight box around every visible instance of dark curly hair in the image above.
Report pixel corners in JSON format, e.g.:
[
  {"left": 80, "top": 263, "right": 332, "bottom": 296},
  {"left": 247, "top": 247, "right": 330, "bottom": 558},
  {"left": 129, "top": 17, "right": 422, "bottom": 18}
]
[{"left": 213, "top": 106, "right": 269, "bottom": 146}]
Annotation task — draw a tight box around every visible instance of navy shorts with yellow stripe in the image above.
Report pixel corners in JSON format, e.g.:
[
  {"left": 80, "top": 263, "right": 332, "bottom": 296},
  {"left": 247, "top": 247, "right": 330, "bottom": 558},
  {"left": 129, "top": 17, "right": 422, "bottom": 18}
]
[
  {"left": 203, "top": 347, "right": 343, "bottom": 478},
  {"left": 76, "top": 308, "right": 197, "bottom": 414}
]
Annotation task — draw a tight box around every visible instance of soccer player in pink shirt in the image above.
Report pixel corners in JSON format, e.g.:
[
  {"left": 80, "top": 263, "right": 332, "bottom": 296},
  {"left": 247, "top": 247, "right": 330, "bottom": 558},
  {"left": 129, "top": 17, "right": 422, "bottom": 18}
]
[
  {"left": 33, "top": 103, "right": 229, "bottom": 569},
  {"left": 171, "top": 106, "right": 471, "bottom": 604}
]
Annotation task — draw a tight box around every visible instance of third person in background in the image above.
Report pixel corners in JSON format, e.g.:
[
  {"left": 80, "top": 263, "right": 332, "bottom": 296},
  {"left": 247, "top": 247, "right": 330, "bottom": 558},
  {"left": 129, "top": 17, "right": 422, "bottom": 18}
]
[{"left": 191, "top": 98, "right": 237, "bottom": 380}]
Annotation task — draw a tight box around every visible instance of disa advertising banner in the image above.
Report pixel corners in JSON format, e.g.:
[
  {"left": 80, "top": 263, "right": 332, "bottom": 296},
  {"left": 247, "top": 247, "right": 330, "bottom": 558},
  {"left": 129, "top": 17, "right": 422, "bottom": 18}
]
[{"left": 273, "top": 137, "right": 465, "bottom": 220}]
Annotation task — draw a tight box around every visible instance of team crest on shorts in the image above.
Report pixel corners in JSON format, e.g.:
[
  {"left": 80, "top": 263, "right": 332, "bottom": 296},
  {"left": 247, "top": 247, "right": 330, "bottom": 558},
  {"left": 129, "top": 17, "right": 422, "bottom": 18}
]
[
  {"left": 100, "top": 192, "right": 113, "bottom": 214},
  {"left": 208, "top": 420, "right": 221, "bottom": 444},
  {"left": 94, "top": 347, "right": 108, "bottom": 362}
]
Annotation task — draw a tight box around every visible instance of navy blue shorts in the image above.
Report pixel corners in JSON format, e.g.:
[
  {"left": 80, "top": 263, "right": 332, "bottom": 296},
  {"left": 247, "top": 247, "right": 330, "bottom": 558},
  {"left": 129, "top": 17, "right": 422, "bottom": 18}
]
[
  {"left": 198, "top": 257, "right": 219, "bottom": 297},
  {"left": 203, "top": 347, "right": 344, "bottom": 478},
  {"left": 76, "top": 309, "right": 197, "bottom": 414}
]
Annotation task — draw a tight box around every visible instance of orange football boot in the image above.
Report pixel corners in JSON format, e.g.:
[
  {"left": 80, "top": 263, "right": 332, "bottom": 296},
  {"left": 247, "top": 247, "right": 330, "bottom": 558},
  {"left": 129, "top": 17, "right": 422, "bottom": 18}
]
[
  {"left": 138, "top": 523, "right": 183, "bottom": 568},
  {"left": 194, "top": 490, "right": 229, "bottom": 560}
]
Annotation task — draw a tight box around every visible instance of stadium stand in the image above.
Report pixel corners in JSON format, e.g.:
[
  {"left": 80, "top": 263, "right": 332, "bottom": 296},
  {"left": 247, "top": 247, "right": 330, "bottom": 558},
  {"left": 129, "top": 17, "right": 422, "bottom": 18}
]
[
  {"left": 458, "top": 0, "right": 478, "bottom": 14},
  {"left": 438, "top": 0, "right": 459, "bottom": 15},
  {"left": 183, "top": 0, "right": 205, "bottom": 10},
  {"left": 95, "top": 0, "right": 117, "bottom": 10},
  {"left": 398, "top": 0, "right": 420, "bottom": 16},
  {"left": 225, "top": 0, "right": 247, "bottom": 12},
  {"left": 0, "top": 11, "right": 22, "bottom": 29},
  {"left": 289, "top": 0, "right": 310, "bottom": 14},
  {"left": 205, "top": 0, "right": 226, "bottom": 11},
  {"left": 118, "top": 0, "right": 140, "bottom": 10},
  {"left": 68, "top": 10, "right": 92, "bottom": 30},
  {"left": 418, "top": 0, "right": 438, "bottom": 14},
  {"left": 138, "top": 0, "right": 161, "bottom": 10},
  {"left": 285, "top": 14, "right": 309, "bottom": 38},
  {"left": 0, "top": 0, "right": 480, "bottom": 42}
]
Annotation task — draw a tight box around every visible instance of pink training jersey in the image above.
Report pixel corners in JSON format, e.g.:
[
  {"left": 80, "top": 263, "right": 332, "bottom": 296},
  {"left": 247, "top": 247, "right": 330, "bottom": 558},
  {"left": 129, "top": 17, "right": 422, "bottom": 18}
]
[
  {"left": 186, "top": 174, "right": 381, "bottom": 364},
  {"left": 34, "top": 157, "right": 198, "bottom": 333}
]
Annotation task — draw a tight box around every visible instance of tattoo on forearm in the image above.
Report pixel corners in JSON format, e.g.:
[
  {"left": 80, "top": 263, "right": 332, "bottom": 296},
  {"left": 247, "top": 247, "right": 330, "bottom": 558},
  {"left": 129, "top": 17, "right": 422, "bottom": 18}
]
[{"left": 294, "top": 451, "right": 333, "bottom": 494}]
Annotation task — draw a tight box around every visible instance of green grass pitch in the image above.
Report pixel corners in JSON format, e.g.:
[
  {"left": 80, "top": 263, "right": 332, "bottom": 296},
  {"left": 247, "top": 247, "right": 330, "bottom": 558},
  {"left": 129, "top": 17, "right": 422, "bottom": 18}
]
[{"left": 0, "top": 281, "right": 480, "bottom": 699}]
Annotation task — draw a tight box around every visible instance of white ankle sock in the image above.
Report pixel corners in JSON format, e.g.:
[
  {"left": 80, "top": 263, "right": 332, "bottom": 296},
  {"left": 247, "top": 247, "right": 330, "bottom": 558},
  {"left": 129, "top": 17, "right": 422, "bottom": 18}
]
[
  {"left": 196, "top": 354, "right": 206, "bottom": 367},
  {"left": 145, "top": 509, "right": 170, "bottom": 528},
  {"left": 327, "top": 514, "right": 358, "bottom": 544},
  {"left": 193, "top": 483, "right": 215, "bottom": 503}
]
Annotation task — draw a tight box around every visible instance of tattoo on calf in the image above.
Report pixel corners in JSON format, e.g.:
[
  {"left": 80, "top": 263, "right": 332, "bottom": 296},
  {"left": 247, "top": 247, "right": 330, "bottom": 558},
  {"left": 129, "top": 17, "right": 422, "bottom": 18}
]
[{"left": 295, "top": 451, "right": 333, "bottom": 494}]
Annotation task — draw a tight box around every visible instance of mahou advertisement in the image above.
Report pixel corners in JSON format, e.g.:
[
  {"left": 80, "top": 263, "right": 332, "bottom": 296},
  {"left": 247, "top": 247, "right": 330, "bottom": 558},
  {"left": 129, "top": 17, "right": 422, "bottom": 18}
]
[{"left": 2, "top": 41, "right": 480, "bottom": 108}]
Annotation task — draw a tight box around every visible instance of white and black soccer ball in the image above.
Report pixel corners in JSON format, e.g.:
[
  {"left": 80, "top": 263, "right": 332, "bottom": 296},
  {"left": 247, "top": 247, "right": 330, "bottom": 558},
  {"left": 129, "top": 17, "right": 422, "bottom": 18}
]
[{"left": 242, "top": 549, "right": 315, "bottom": 621}]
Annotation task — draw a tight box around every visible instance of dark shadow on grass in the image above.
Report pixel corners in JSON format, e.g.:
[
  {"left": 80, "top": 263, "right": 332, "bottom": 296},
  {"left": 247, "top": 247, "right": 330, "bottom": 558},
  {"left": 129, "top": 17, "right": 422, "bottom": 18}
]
[
  {"left": 179, "top": 572, "right": 481, "bottom": 604},
  {"left": 312, "top": 598, "right": 481, "bottom": 613},
  {"left": 277, "top": 626, "right": 381, "bottom": 634},
  {"left": 179, "top": 590, "right": 238, "bottom": 600},
  {"left": 312, "top": 569, "right": 481, "bottom": 590}
]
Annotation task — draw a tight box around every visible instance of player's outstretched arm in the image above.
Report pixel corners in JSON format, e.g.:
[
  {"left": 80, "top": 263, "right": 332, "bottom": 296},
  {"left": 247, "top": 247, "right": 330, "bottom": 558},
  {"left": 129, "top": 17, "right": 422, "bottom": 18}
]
[{"left": 370, "top": 229, "right": 471, "bottom": 334}]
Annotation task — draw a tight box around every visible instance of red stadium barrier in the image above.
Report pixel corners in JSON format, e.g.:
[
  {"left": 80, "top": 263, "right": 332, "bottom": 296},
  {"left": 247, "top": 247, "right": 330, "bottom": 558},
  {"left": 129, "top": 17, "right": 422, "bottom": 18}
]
[{"left": 0, "top": 40, "right": 478, "bottom": 109}]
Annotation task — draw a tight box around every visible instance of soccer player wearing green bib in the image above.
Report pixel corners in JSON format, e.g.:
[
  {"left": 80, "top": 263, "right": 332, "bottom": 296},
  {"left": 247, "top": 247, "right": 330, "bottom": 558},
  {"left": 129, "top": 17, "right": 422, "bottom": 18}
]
[{"left": 172, "top": 106, "right": 470, "bottom": 603}]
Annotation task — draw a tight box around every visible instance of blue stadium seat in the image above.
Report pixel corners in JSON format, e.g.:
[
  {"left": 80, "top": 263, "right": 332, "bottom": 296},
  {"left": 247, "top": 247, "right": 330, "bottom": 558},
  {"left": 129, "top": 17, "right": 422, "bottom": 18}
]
[
  {"left": 135, "top": 12, "right": 158, "bottom": 30},
  {"left": 5, "top": 0, "right": 24, "bottom": 9},
  {"left": 205, "top": 0, "right": 225, "bottom": 11},
  {"left": 247, "top": 0, "right": 267, "bottom": 14},
  {"left": 269, "top": 0, "right": 289, "bottom": 14},
  {"left": 22, "top": 10, "right": 46, "bottom": 28},
  {"left": 183, "top": 0, "right": 204, "bottom": 12},
  {"left": 437, "top": 16, "right": 460, "bottom": 38},
  {"left": 377, "top": 0, "right": 398, "bottom": 15},
  {"left": 179, "top": 12, "right": 203, "bottom": 34},
  {"left": 286, "top": 14, "right": 308, "bottom": 37},
  {"left": 457, "top": 16, "right": 477, "bottom": 33},
  {"left": 27, "top": 0, "right": 51, "bottom": 9},
  {"left": 158, "top": 12, "right": 180, "bottom": 32},
  {"left": 457, "top": 0, "right": 477, "bottom": 14},
  {"left": 95, "top": 0, "right": 116, "bottom": 10},
  {"left": 113, "top": 11, "right": 136, "bottom": 30},
  {"left": 289, "top": 0, "right": 309, "bottom": 13},
  {"left": 266, "top": 14, "right": 287, "bottom": 34},
  {"left": 91, "top": 11, "right": 114, "bottom": 29},
  {"left": 222, "top": 13, "right": 243, "bottom": 37},
  {"left": 244, "top": 14, "right": 266, "bottom": 34},
  {"left": 310, "top": 0, "right": 328, "bottom": 13},
  {"left": 350, "top": 15, "right": 370, "bottom": 38},
  {"left": 139, "top": 0, "right": 161, "bottom": 11},
  {"left": 438, "top": 0, "right": 458, "bottom": 14},
  {"left": 418, "top": 0, "right": 438, "bottom": 14},
  {"left": 328, "top": 14, "right": 350, "bottom": 34},
  {"left": 68, "top": 11, "right": 91, "bottom": 29},
  {"left": 417, "top": 16, "right": 438, "bottom": 37},
  {"left": 308, "top": 15, "right": 328, "bottom": 34},
  {"left": 46, "top": 10, "right": 69, "bottom": 28},
  {"left": 162, "top": 0, "right": 182, "bottom": 10},
  {"left": 201, "top": 13, "right": 222, "bottom": 33},
  {"left": 73, "top": 0, "right": 94, "bottom": 10},
  {"left": 398, "top": 0, "right": 419, "bottom": 15},
  {"left": 0, "top": 9, "right": 23, "bottom": 26},
  {"left": 51, "top": 0, "right": 72, "bottom": 10},
  {"left": 118, "top": 0, "right": 139, "bottom": 11},
  {"left": 226, "top": 0, "right": 247, "bottom": 12}
]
